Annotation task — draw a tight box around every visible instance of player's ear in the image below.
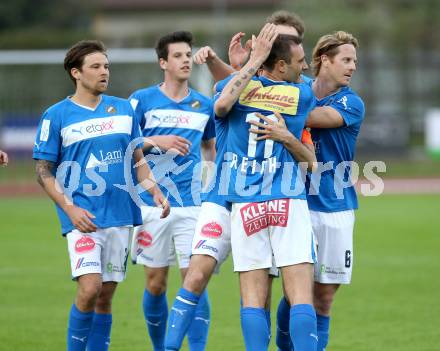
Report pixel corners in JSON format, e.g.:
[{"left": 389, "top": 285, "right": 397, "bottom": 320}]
[
  {"left": 277, "top": 59, "right": 287, "bottom": 74},
  {"left": 71, "top": 67, "right": 81, "bottom": 81},
  {"left": 159, "top": 57, "right": 167, "bottom": 70}
]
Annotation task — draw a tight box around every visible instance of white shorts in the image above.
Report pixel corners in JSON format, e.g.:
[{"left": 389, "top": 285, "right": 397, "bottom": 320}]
[
  {"left": 66, "top": 227, "right": 132, "bottom": 283},
  {"left": 231, "top": 199, "right": 315, "bottom": 272},
  {"left": 311, "top": 210, "right": 355, "bottom": 284},
  {"left": 191, "top": 202, "right": 231, "bottom": 272},
  {"left": 131, "top": 206, "right": 200, "bottom": 269}
]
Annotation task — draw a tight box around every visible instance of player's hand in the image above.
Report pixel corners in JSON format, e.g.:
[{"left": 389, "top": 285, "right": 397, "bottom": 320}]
[
  {"left": 193, "top": 46, "right": 217, "bottom": 65},
  {"left": 228, "top": 32, "right": 252, "bottom": 70},
  {"left": 65, "top": 205, "right": 97, "bottom": 233},
  {"left": 152, "top": 190, "right": 170, "bottom": 219},
  {"left": 0, "top": 150, "right": 8, "bottom": 166},
  {"left": 154, "top": 135, "right": 191, "bottom": 156},
  {"left": 249, "top": 23, "right": 279, "bottom": 64},
  {"left": 248, "top": 112, "right": 293, "bottom": 143}
]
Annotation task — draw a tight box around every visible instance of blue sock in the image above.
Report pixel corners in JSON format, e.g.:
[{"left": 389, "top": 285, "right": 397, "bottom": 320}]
[
  {"left": 67, "top": 304, "right": 93, "bottom": 351},
  {"left": 165, "top": 288, "right": 200, "bottom": 351},
  {"left": 240, "top": 307, "right": 270, "bottom": 351},
  {"left": 265, "top": 308, "right": 271, "bottom": 341},
  {"left": 143, "top": 290, "right": 168, "bottom": 351},
  {"left": 187, "top": 290, "right": 210, "bottom": 351},
  {"left": 276, "top": 297, "right": 292, "bottom": 351},
  {"left": 87, "top": 313, "right": 112, "bottom": 351},
  {"left": 290, "top": 304, "right": 317, "bottom": 351},
  {"left": 317, "top": 314, "right": 330, "bottom": 351}
]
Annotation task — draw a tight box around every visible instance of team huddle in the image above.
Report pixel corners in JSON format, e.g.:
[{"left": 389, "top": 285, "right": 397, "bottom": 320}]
[{"left": 33, "top": 10, "right": 364, "bottom": 351}]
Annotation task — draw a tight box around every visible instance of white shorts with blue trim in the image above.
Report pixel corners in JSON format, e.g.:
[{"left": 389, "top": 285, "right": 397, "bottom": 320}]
[
  {"left": 231, "top": 198, "right": 315, "bottom": 272},
  {"left": 66, "top": 226, "right": 132, "bottom": 282},
  {"left": 131, "top": 206, "right": 200, "bottom": 269},
  {"left": 311, "top": 210, "right": 355, "bottom": 284}
]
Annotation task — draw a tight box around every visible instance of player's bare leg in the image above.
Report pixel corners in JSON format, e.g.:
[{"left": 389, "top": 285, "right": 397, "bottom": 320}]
[{"left": 281, "top": 263, "right": 317, "bottom": 351}]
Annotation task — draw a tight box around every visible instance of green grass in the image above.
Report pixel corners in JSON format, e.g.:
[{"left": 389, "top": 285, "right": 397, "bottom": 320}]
[{"left": 0, "top": 195, "right": 439, "bottom": 350}]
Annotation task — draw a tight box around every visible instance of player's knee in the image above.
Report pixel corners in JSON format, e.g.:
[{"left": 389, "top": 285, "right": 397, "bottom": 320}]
[
  {"left": 77, "top": 282, "right": 102, "bottom": 306},
  {"left": 184, "top": 269, "right": 209, "bottom": 295},
  {"left": 146, "top": 277, "right": 167, "bottom": 295},
  {"left": 314, "top": 289, "right": 335, "bottom": 315}
]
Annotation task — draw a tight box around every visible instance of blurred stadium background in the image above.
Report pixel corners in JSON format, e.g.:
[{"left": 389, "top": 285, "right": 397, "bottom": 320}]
[{"left": 0, "top": 1, "right": 439, "bottom": 350}]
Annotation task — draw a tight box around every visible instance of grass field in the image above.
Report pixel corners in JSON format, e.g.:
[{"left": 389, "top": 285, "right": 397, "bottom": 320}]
[{"left": 1, "top": 194, "right": 439, "bottom": 351}]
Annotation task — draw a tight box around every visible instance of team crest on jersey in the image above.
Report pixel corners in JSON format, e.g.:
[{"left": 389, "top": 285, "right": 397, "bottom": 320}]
[
  {"left": 239, "top": 80, "right": 299, "bottom": 115},
  {"left": 106, "top": 105, "right": 117, "bottom": 114},
  {"left": 191, "top": 100, "right": 201, "bottom": 109}
]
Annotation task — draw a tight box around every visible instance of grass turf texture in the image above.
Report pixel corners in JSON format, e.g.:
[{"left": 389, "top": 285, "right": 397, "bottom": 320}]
[{"left": 0, "top": 195, "right": 439, "bottom": 351}]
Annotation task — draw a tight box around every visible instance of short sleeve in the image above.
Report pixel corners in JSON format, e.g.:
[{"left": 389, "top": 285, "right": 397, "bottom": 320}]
[
  {"left": 331, "top": 93, "right": 365, "bottom": 127},
  {"left": 129, "top": 91, "right": 146, "bottom": 130},
  {"left": 33, "top": 110, "right": 62, "bottom": 163},
  {"left": 202, "top": 103, "right": 216, "bottom": 141}
]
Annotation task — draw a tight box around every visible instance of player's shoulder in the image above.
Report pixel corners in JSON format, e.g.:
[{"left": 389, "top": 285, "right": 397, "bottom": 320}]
[
  {"left": 42, "top": 97, "right": 71, "bottom": 122},
  {"left": 335, "top": 87, "right": 365, "bottom": 111},
  {"left": 130, "top": 85, "right": 159, "bottom": 99},
  {"left": 101, "top": 94, "right": 134, "bottom": 113},
  {"left": 189, "top": 88, "right": 212, "bottom": 107}
]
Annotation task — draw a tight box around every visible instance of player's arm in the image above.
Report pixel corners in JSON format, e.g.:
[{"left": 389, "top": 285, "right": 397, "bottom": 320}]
[
  {"left": 133, "top": 148, "right": 170, "bottom": 218},
  {"left": 201, "top": 138, "right": 216, "bottom": 162},
  {"left": 249, "top": 112, "right": 317, "bottom": 172},
  {"left": 214, "top": 23, "right": 278, "bottom": 117},
  {"left": 0, "top": 150, "right": 8, "bottom": 166},
  {"left": 35, "top": 159, "right": 97, "bottom": 232},
  {"left": 193, "top": 46, "right": 235, "bottom": 82},
  {"left": 142, "top": 135, "right": 191, "bottom": 156},
  {"left": 306, "top": 106, "right": 345, "bottom": 128}
]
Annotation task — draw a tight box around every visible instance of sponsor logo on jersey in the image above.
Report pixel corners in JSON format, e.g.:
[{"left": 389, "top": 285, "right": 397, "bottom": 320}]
[
  {"left": 239, "top": 80, "right": 299, "bottom": 115},
  {"left": 61, "top": 115, "right": 133, "bottom": 147},
  {"left": 240, "top": 199, "right": 289, "bottom": 236},
  {"left": 137, "top": 231, "right": 153, "bottom": 247},
  {"left": 201, "top": 221, "right": 223, "bottom": 238},
  {"left": 75, "top": 236, "right": 96, "bottom": 253},
  {"left": 40, "top": 119, "right": 51, "bottom": 141},
  {"left": 85, "top": 148, "right": 123, "bottom": 168},
  {"left": 144, "top": 109, "right": 209, "bottom": 132}
]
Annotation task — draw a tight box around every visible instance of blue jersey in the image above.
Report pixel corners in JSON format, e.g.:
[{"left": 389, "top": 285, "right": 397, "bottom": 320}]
[
  {"left": 218, "top": 75, "right": 316, "bottom": 203},
  {"left": 33, "top": 95, "right": 143, "bottom": 235},
  {"left": 306, "top": 86, "right": 365, "bottom": 212},
  {"left": 201, "top": 79, "right": 231, "bottom": 210},
  {"left": 129, "top": 85, "right": 215, "bottom": 207}
]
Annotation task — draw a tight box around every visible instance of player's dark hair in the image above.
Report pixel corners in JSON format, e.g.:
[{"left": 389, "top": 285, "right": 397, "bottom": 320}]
[
  {"left": 262, "top": 34, "right": 302, "bottom": 71},
  {"left": 311, "top": 31, "right": 359, "bottom": 76},
  {"left": 155, "top": 31, "right": 193, "bottom": 61},
  {"left": 64, "top": 40, "right": 107, "bottom": 85},
  {"left": 266, "top": 10, "right": 305, "bottom": 39}
]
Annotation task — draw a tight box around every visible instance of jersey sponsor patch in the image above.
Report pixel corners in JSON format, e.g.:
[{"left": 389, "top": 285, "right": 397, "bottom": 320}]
[
  {"left": 75, "top": 236, "right": 96, "bottom": 253},
  {"left": 201, "top": 221, "right": 223, "bottom": 238},
  {"left": 144, "top": 109, "right": 210, "bottom": 132},
  {"left": 40, "top": 119, "right": 50, "bottom": 141},
  {"left": 239, "top": 80, "right": 300, "bottom": 115},
  {"left": 240, "top": 199, "right": 289, "bottom": 236},
  {"left": 61, "top": 115, "right": 133, "bottom": 147}
]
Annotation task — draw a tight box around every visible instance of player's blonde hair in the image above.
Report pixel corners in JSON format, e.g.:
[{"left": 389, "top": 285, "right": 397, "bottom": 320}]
[{"left": 311, "top": 31, "right": 359, "bottom": 76}]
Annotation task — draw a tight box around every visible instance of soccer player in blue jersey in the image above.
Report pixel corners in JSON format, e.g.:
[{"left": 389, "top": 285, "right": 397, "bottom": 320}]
[
  {"left": 33, "top": 40, "right": 169, "bottom": 351},
  {"left": 129, "top": 31, "right": 216, "bottom": 351},
  {"left": 214, "top": 24, "right": 318, "bottom": 351},
  {"left": 304, "top": 31, "right": 365, "bottom": 351}
]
